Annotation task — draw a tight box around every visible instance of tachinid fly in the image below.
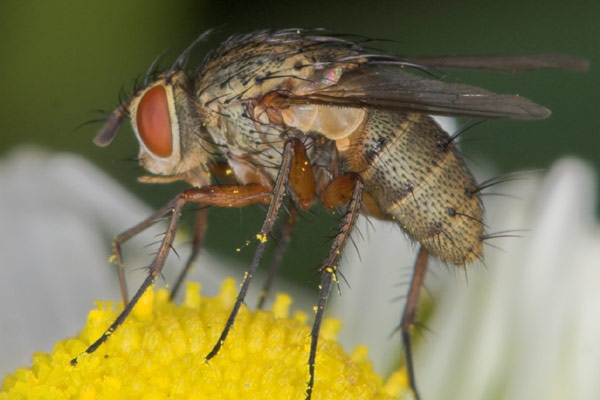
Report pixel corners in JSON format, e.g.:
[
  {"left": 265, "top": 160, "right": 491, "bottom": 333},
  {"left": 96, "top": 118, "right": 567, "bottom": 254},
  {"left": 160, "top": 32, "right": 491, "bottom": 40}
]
[{"left": 79, "top": 29, "right": 588, "bottom": 399}]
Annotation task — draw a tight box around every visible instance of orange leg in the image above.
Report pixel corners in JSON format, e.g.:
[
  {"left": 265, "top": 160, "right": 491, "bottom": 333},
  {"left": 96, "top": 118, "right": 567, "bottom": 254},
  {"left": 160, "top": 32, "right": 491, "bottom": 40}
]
[
  {"left": 321, "top": 172, "right": 361, "bottom": 209},
  {"left": 288, "top": 139, "right": 315, "bottom": 210},
  {"left": 321, "top": 172, "right": 389, "bottom": 218}
]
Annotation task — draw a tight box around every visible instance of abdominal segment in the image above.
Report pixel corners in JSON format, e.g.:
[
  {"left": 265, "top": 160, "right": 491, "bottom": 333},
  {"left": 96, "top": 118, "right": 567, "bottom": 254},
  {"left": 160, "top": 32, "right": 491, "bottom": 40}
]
[{"left": 341, "top": 110, "right": 484, "bottom": 264}]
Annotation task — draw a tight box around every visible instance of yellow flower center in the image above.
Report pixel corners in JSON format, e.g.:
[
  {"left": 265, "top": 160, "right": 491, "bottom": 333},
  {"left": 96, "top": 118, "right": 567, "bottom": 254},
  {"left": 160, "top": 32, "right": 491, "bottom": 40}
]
[{"left": 1, "top": 279, "right": 410, "bottom": 399}]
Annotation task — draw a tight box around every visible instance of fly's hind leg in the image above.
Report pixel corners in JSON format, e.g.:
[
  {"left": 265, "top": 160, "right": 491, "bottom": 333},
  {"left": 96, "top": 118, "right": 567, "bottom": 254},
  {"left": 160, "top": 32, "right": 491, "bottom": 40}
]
[
  {"left": 305, "top": 173, "right": 364, "bottom": 400},
  {"left": 400, "top": 246, "right": 429, "bottom": 400}
]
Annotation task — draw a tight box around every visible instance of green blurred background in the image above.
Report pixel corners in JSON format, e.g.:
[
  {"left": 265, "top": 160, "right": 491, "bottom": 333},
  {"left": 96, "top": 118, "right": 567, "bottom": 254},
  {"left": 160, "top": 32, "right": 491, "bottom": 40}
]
[{"left": 1, "top": 0, "right": 598, "bottom": 285}]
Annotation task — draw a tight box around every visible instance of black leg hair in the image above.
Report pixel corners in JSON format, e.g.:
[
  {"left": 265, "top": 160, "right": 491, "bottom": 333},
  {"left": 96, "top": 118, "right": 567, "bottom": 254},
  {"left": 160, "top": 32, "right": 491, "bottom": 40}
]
[
  {"left": 169, "top": 207, "right": 208, "bottom": 300},
  {"left": 305, "top": 177, "right": 363, "bottom": 400}
]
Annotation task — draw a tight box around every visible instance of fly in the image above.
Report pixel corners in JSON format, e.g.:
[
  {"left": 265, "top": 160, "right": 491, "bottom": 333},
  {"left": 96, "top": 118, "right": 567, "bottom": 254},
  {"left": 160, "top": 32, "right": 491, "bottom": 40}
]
[{"left": 76, "top": 28, "right": 588, "bottom": 400}]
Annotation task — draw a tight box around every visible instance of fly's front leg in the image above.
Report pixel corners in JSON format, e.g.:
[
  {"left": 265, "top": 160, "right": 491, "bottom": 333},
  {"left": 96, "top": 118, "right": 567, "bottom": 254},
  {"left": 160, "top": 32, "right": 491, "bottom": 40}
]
[
  {"left": 112, "top": 162, "right": 235, "bottom": 304},
  {"left": 306, "top": 173, "right": 363, "bottom": 400},
  {"left": 400, "top": 246, "right": 429, "bottom": 400},
  {"left": 169, "top": 161, "right": 233, "bottom": 301},
  {"left": 169, "top": 207, "right": 207, "bottom": 301},
  {"left": 112, "top": 199, "right": 185, "bottom": 304},
  {"left": 71, "top": 183, "right": 271, "bottom": 365}
]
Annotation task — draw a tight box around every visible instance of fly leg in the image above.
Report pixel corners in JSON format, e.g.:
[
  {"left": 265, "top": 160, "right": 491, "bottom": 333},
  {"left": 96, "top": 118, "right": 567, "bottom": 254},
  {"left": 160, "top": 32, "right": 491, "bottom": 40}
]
[
  {"left": 169, "top": 161, "right": 234, "bottom": 301},
  {"left": 256, "top": 136, "right": 315, "bottom": 309},
  {"left": 305, "top": 173, "right": 363, "bottom": 400},
  {"left": 112, "top": 199, "right": 186, "bottom": 305},
  {"left": 205, "top": 138, "right": 304, "bottom": 361},
  {"left": 168, "top": 207, "right": 207, "bottom": 301},
  {"left": 400, "top": 246, "right": 429, "bottom": 400},
  {"left": 113, "top": 161, "right": 234, "bottom": 304},
  {"left": 70, "top": 183, "right": 272, "bottom": 365},
  {"left": 256, "top": 205, "right": 297, "bottom": 309}
]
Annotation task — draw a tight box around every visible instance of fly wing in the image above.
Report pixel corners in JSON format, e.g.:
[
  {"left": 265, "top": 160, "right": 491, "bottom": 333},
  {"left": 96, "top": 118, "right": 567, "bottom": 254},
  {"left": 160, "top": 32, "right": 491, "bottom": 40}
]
[
  {"left": 403, "top": 54, "right": 589, "bottom": 73},
  {"left": 278, "top": 64, "right": 552, "bottom": 119}
]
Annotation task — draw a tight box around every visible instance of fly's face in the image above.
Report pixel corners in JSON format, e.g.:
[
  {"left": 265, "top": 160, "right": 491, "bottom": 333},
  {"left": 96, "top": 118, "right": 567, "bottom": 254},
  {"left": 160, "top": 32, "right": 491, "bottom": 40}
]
[{"left": 94, "top": 71, "right": 213, "bottom": 185}]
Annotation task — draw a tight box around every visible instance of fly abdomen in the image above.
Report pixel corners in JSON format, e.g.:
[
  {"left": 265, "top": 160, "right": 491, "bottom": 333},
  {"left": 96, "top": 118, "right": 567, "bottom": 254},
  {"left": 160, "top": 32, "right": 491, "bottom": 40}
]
[{"left": 342, "top": 110, "right": 484, "bottom": 264}]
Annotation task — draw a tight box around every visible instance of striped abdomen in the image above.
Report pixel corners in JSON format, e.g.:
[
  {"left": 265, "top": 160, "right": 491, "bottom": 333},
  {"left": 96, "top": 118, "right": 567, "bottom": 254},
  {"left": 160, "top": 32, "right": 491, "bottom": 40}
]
[{"left": 341, "top": 111, "right": 484, "bottom": 264}]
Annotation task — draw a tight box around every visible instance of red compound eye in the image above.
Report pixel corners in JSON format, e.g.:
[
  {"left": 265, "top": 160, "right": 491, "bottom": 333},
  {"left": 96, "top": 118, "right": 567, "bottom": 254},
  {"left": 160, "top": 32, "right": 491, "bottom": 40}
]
[{"left": 136, "top": 85, "right": 173, "bottom": 157}]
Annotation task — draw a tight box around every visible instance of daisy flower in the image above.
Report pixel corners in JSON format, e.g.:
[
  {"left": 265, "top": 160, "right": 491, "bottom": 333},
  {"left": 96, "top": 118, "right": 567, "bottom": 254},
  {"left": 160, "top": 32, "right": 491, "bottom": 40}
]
[{"left": 0, "top": 149, "right": 409, "bottom": 399}]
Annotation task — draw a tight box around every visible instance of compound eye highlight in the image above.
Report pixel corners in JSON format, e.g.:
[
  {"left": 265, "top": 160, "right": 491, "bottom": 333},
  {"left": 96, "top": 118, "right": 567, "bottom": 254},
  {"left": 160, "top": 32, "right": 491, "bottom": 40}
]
[{"left": 136, "top": 85, "right": 173, "bottom": 158}]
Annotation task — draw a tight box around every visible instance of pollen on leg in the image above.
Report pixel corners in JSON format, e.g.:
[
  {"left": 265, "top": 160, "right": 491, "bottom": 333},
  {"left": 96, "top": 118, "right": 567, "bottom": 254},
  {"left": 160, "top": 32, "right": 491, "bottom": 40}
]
[{"left": 256, "top": 233, "right": 268, "bottom": 243}]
